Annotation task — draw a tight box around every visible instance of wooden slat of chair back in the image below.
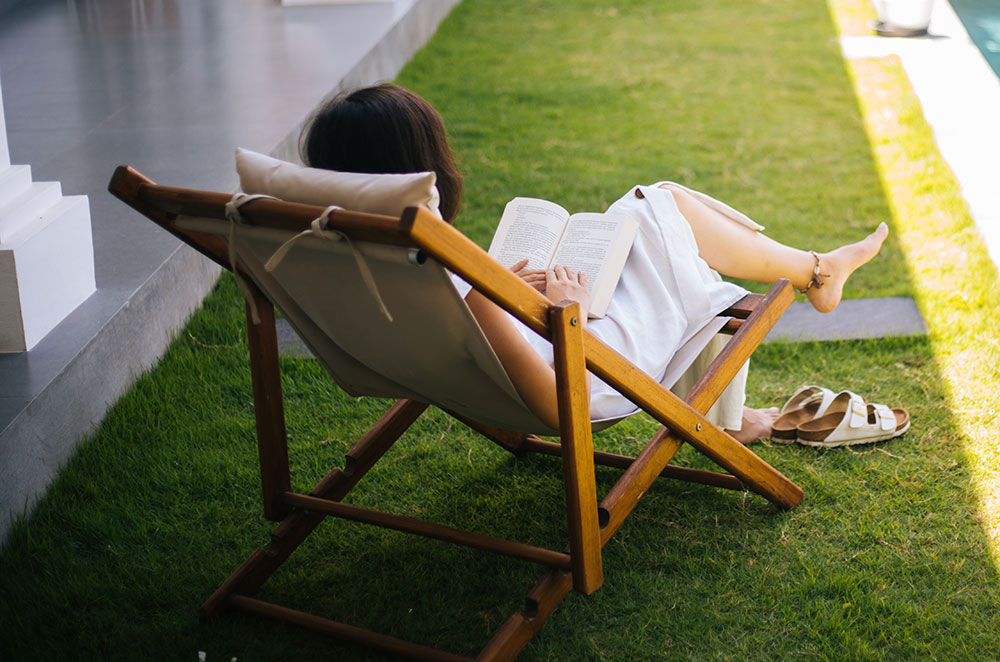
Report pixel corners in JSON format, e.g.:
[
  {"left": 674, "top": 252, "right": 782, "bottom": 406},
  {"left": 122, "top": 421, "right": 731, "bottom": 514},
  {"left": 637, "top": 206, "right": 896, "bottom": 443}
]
[{"left": 109, "top": 165, "right": 414, "bottom": 256}]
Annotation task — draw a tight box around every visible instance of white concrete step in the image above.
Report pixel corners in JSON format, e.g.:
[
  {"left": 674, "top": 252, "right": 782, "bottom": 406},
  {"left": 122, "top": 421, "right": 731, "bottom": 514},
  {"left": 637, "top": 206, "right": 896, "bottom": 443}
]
[
  {"left": 0, "top": 165, "right": 32, "bottom": 205},
  {"left": 0, "top": 195, "right": 95, "bottom": 352},
  {"left": 0, "top": 180, "right": 63, "bottom": 244}
]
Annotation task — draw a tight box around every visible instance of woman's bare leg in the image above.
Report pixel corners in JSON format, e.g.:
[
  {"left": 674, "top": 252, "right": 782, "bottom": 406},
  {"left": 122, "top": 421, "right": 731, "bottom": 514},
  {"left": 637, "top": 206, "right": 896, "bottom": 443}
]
[{"left": 660, "top": 184, "right": 889, "bottom": 313}]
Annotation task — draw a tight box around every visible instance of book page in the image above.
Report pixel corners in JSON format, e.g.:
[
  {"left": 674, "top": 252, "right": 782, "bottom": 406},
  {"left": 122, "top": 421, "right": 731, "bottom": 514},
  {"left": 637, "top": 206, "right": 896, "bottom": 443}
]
[
  {"left": 551, "top": 213, "right": 625, "bottom": 289},
  {"left": 551, "top": 212, "right": 637, "bottom": 318},
  {"left": 487, "top": 197, "right": 568, "bottom": 270}
]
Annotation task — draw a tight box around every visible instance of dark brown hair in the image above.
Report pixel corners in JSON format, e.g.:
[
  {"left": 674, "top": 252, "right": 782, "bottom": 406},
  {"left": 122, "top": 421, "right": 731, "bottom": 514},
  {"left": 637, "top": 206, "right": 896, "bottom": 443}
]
[{"left": 301, "top": 84, "right": 463, "bottom": 222}]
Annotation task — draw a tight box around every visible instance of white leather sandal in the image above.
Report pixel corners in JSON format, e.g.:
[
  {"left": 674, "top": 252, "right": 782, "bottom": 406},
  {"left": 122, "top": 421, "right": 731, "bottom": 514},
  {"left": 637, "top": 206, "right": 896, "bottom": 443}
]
[
  {"left": 796, "top": 391, "right": 910, "bottom": 448},
  {"left": 771, "top": 385, "right": 837, "bottom": 443}
]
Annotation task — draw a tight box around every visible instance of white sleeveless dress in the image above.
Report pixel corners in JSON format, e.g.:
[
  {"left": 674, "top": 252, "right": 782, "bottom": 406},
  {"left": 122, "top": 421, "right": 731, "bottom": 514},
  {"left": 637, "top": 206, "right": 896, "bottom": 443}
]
[{"left": 455, "top": 183, "right": 763, "bottom": 425}]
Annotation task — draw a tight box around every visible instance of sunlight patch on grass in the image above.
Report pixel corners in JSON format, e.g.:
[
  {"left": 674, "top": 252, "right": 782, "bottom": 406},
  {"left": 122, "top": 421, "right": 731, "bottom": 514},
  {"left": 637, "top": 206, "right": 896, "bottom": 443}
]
[
  {"left": 828, "top": 0, "right": 878, "bottom": 36},
  {"left": 830, "top": 2, "right": 1000, "bottom": 567}
]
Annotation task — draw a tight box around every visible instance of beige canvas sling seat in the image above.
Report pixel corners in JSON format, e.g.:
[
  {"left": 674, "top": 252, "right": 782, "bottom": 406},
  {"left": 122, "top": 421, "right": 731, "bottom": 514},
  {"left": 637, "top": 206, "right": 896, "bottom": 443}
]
[{"left": 108, "top": 164, "right": 803, "bottom": 662}]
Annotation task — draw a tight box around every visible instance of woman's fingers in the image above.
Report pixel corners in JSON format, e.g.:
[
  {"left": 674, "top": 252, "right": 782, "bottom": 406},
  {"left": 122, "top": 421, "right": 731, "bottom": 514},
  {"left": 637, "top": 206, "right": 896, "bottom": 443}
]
[
  {"left": 510, "top": 258, "right": 530, "bottom": 272},
  {"left": 522, "top": 274, "right": 546, "bottom": 291},
  {"left": 545, "top": 266, "right": 590, "bottom": 316},
  {"left": 509, "top": 259, "right": 548, "bottom": 291},
  {"left": 549, "top": 265, "right": 585, "bottom": 283}
]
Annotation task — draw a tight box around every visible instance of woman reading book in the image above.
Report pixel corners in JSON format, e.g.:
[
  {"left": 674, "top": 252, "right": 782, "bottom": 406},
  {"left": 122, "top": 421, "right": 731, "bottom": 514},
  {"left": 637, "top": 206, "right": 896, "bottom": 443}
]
[{"left": 301, "top": 84, "right": 888, "bottom": 443}]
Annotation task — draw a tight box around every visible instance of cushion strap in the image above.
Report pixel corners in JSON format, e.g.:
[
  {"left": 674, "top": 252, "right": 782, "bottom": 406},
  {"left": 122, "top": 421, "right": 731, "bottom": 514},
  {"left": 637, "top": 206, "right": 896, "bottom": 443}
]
[
  {"left": 263, "top": 205, "right": 393, "bottom": 323},
  {"left": 225, "top": 193, "right": 278, "bottom": 324}
]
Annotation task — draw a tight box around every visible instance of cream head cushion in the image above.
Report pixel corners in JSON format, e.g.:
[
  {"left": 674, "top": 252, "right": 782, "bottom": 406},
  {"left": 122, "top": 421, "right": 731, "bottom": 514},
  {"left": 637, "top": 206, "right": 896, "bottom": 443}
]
[{"left": 235, "top": 148, "right": 442, "bottom": 218}]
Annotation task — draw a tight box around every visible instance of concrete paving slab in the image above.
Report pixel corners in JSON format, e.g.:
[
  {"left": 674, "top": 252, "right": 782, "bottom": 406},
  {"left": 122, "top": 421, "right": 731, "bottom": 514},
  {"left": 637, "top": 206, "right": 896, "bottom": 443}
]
[
  {"left": 765, "top": 297, "right": 927, "bottom": 343},
  {"left": 276, "top": 318, "right": 315, "bottom": 359}
]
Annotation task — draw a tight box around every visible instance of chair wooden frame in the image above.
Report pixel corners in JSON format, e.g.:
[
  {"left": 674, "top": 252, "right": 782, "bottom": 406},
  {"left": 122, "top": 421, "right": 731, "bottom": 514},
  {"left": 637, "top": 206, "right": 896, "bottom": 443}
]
[{"left": 109, "top": 165, "right": 802, "bottom": 661}]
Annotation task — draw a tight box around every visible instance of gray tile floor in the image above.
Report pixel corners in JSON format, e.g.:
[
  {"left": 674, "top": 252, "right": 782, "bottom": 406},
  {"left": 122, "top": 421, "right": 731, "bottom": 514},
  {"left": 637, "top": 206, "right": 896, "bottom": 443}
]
[{"left": 0, "top": 0, "right": 459, "bottom": 540}]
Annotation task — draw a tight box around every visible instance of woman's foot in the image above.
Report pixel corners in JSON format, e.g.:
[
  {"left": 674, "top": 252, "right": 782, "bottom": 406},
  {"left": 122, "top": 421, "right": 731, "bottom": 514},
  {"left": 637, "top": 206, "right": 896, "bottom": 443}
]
[
  {"left": 727, "top": 406, "right": 780, "bottom": 445},
  {"left": 806, "top": 223, "right": 889, "bottom": 313}
]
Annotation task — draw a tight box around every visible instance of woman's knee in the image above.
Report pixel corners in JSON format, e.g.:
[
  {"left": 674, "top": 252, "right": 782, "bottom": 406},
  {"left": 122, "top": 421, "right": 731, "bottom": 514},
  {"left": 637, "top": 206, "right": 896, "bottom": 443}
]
[{"left": 658, "top": 183, "right": 699, "bottom": 215}]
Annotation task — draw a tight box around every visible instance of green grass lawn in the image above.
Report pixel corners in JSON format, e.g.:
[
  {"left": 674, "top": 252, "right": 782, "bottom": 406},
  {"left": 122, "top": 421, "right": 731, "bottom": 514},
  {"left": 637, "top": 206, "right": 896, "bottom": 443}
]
[{"left": 3, "top": 0, "right": 1000, "bottom": 660}]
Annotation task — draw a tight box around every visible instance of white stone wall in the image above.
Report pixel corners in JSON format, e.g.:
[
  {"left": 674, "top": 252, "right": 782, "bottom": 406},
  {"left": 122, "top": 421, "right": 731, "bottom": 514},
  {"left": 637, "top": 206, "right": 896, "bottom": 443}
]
[
  {"left": 0, "top": 77, "right": 96, "bottom": 352},
  {"left": 0, "top": 78, "right": 7, "bottom": 168}
]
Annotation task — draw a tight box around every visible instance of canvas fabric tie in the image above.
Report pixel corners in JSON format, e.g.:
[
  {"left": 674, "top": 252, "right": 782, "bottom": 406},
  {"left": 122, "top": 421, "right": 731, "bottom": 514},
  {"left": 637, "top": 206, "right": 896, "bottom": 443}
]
[
  {"left": 263, "top": 204, "right": 393, "bottom": 322},
  {"left": 225, "top": 193, "right": 277, "bottom": 325}
]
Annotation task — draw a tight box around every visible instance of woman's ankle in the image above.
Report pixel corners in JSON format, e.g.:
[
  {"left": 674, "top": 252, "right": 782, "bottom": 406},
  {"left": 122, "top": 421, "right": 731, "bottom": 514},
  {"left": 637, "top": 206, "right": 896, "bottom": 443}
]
[{"left": 805, "top": 223, "right": 888, "bottom": 314}]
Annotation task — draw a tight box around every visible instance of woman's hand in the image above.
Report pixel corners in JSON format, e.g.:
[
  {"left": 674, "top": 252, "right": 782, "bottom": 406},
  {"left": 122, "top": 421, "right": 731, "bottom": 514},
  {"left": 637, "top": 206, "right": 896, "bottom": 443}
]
[
  {"left": 545, "top": 265, "right": 590, "bottom": 320},
  {"left": 510, "top": 258, "right": 547, "bottom": 292}
]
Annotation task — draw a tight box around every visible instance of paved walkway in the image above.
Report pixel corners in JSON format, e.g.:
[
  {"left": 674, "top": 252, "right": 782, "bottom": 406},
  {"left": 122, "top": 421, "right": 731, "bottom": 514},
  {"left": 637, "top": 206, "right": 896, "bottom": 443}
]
[
  {"left": 765, "top": 298, "right": 926, "bottom": 343},
  {"left": 275, "top": 296, "right": 928, "bottom": 360}
]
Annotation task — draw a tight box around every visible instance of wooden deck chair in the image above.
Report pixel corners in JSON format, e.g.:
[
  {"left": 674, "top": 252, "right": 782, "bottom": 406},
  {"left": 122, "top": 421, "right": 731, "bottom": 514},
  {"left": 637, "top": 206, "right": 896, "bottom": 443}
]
[{"left": 108, "top": 164, "right": 802, "bottom": 661}]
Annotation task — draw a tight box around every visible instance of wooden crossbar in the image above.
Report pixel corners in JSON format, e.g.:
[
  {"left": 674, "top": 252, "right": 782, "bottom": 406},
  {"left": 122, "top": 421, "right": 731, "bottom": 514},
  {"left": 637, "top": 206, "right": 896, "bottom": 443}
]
[
  {"left": 282, "top": 492, "right": 573, "bottom": 569},
  {"left": 516, "top": 436, "right": 745, "bottom": 491},
  {"left": 229, "top": 595, "right": 474, "bottom": 662}
]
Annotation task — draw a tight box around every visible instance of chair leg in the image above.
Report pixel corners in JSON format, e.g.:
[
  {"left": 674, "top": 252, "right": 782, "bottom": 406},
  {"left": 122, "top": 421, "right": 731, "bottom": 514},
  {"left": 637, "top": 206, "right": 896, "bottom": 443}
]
[
  {"left": 550, "top": 303, "right": 603, "bottom": 595},
  {"left": 244, "top": 286, "right": 292, "bottom": 522},
  {"left": 580, "top": 281, "right": 802, "bottom": 510},
  {"left": 477, "top": 569, "right": 573, "bottom": 662}
]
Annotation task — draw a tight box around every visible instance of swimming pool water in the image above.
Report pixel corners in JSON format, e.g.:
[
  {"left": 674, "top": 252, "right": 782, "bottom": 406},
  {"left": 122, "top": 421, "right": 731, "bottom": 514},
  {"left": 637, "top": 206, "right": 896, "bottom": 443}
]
[{"left": 950, "top": 0, "right": 1000, "bottom": 78}]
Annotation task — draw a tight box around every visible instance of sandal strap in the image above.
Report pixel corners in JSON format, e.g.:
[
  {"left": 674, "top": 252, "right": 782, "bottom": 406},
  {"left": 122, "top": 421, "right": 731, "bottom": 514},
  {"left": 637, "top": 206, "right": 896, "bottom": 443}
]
[
  {"left": 872, "top": 403, "right": 897, "bottom": 431},
  {"left": 824, "top": 394, "right": 894, "bottom": 442},
  {"left": 847, "top": 393, "right": 869, "bottom": 429},
  {"left": 781, "top": 384, "right": 835, "bottom": 415}
]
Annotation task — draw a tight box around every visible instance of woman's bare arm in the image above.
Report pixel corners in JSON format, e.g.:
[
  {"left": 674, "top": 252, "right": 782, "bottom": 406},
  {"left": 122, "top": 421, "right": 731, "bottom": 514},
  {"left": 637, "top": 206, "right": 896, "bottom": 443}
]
[{"left": 463, "top": 261, "right": 591, "bottom": 430}]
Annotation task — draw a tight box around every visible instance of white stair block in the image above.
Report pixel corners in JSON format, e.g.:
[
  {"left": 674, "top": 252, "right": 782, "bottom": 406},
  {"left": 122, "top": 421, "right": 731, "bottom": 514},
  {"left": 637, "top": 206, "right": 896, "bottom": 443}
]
[
  {"left": 0, "top": 78, "right": 7, "bottom": 168},
  {"left": 0, "top": 180, "right": 63, "bottom": 243},
  {"left": 0, "top": 195, "right": 96, "bottom": 352},
  {"left": 0, "top": 165, "right": 31, "bottom": 204}
]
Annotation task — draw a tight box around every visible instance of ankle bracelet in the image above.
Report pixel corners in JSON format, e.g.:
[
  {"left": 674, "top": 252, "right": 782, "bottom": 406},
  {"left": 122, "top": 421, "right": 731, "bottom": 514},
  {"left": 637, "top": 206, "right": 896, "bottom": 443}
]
[{"left": 797, "top": 251, "right": 831, "bottom": 294}]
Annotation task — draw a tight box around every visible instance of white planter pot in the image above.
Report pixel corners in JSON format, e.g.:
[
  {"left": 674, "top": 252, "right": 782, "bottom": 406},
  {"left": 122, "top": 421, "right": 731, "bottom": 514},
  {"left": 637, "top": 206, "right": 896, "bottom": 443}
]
[{"left": 875, "top": 0, "right": 935, "bottom": 32}]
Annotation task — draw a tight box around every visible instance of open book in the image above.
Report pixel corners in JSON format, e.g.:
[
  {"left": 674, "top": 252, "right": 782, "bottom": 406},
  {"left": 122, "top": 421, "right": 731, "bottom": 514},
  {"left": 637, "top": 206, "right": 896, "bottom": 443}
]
[{"left": 488, "top": 197, "right": 639, "bottom": 318}]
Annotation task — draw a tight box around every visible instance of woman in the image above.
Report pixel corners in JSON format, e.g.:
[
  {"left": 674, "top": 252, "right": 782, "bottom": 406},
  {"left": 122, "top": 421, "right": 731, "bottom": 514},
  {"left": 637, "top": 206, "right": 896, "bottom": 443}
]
[{"left": 301, "top": 84, "right": 888, "bottom": 442}]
